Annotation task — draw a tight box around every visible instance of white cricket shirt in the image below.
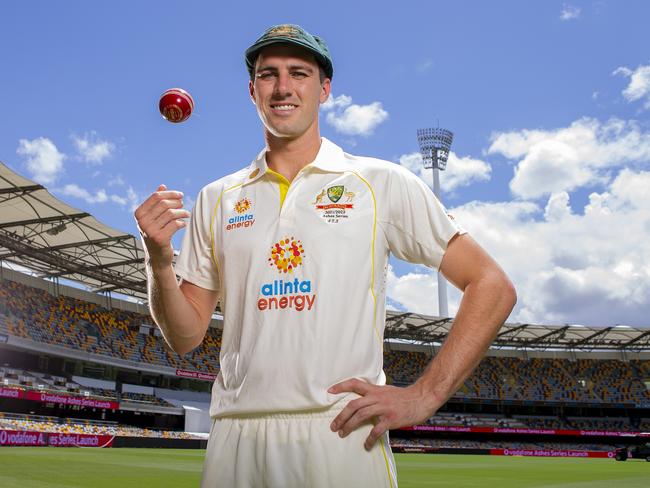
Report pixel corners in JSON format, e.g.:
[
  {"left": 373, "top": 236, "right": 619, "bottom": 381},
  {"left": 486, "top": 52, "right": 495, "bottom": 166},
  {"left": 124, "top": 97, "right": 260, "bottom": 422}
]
[{"left": 175, "top": 137, "right": 467, "bottom": 417}]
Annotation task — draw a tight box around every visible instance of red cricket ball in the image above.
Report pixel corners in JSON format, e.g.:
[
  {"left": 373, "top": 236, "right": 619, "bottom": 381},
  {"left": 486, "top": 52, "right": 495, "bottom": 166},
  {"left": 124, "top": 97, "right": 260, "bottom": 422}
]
[{"left": 159, "top": 88, "right": 194, "bottom": 123}]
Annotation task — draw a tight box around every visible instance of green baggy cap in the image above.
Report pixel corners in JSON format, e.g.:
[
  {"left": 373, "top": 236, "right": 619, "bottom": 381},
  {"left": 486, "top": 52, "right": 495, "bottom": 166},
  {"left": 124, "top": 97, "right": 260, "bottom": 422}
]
[{"left": 245, "top": 24, "right": 333, "bottom": 79}]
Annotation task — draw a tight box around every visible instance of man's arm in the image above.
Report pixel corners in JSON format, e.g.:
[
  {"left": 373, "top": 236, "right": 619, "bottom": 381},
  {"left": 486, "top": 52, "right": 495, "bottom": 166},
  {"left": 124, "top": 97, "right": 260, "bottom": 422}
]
[
  {"left": 328, "top": 232, "right": 517, "bottom": 450},
  {"left": 147, "top": 265, "right": 219, "bottom": 356},
  {"left": 412, "top": 232, "right": 516, "bottom": 405},
  {"left": 135, "top": 185, "right": 220, "bottom": 356}
]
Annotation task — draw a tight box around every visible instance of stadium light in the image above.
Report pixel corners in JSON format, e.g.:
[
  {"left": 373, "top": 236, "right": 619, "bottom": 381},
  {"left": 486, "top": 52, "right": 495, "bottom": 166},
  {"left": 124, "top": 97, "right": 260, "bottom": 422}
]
[{"left": 417, "top": 127, "right": 454, "bottom": 318}]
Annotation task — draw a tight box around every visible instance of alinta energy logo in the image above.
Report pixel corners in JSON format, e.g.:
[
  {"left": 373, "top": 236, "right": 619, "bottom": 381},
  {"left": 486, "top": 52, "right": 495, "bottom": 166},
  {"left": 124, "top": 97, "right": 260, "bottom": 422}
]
[
  {"left": 226, "top": 197, "right": 254, "bottom": 231},
  {"left": 257, "top": 237, "right": 316, "bottom": 312}
]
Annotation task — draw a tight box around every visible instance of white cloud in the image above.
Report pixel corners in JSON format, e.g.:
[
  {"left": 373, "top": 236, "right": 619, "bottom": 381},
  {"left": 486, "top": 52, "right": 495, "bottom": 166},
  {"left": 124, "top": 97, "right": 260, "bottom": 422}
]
[
  {"left": 488, "top": 117, "right": 650, "bottom": 199},
  {"left": 322, "top": 93, "right": 388, "bottom": 136},
  {"left": 16, "top": 137, "right": 66, "bottom": 185},
  {"left": 321, "top": 94, "right": 352, "bottom": 111},
  {"left": 110, "top": 194, "right": 128, "bottom": 205},
  {"left": 108, "top": 175, "right": 125, "bottom": 187},
  {"left": 71, "top": 131, "right": 115, "bottom": 164},
  {"left": 613, "top": 62, "right": 650, "bottom": 110},
  {"left": 56, "top": 182, "right": 140, "bottom": 209},
  {"left": 387, "top": 264, "right": 442, "bottom": 316},
  {"left": 560, "top": 4, "right": 581, "bottom": 20},
  {"left": 58, "top": 184, "right": 108, "bottom": 204},
  {"left": 398, "top": 151, "right": 491, "bottom": 193},
  {"left": 125, "top": 186, "right": 141, "bottom": 212},
  {"left": 544, "top": 191, "right": 572, "bottom": 222},
  {"left": 387, "top": 168, "right": 650, "bottom": 327}
]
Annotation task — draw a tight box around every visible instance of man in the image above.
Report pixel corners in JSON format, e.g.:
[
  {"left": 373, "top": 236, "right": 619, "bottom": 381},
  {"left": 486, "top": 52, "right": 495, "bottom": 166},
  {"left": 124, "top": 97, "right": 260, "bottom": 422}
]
[{"left": 135, "top": 24, "right": 516, "bottom": 487}]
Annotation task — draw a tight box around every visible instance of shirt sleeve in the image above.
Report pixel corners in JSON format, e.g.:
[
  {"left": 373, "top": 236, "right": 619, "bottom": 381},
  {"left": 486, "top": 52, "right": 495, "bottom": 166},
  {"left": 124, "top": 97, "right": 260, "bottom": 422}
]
[
  {"left": 380, "top": 166, "right": 467, "bottom": 271},
  {"left": 174, "top": 186, "right": 222, "bottom": 292}
]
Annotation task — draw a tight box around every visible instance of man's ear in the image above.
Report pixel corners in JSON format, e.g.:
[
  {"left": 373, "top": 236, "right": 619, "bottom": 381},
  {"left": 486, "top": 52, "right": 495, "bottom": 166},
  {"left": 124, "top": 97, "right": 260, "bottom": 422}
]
[
  {"left": 249, "top": 80, "right": 256, "bottom": 105},
  {"left": 319, "top": 78, "right": 331, "bottom": 104}
]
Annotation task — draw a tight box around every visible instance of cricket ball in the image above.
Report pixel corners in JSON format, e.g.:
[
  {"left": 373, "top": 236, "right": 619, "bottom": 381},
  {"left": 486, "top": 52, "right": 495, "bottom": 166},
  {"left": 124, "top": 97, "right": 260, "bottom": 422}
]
[{"left": 159, "top": 88, "right": 194, "bottom": 123}]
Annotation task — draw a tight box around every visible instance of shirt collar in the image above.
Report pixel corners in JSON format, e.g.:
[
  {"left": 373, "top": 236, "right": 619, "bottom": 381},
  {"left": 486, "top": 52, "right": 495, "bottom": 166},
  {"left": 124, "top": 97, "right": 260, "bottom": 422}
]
[{"left": 243, "top": 137, "right": 350, "bottom": 185}]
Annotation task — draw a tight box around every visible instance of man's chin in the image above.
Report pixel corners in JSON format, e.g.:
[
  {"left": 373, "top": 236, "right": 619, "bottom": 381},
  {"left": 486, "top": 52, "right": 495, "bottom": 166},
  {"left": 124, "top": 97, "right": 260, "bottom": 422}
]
[{"left": 266, "top": 126, "right": 304, "bottom": 139}]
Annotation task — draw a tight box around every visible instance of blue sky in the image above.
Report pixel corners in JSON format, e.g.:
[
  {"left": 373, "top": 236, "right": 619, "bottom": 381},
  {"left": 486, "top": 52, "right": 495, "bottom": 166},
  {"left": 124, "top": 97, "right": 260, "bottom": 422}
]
[{"left": 2, "top": 1, "right": 649, "bottom": 327}]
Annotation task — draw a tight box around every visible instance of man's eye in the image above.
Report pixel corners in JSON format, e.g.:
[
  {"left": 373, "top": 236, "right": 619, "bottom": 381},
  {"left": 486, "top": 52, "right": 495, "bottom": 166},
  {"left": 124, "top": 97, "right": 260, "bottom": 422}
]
[
  {"left": 257, "top": 73, "right": 275, "bottom": 80},
  {"left": 291, "top": 72, "right": 307, "bottom": 78}
]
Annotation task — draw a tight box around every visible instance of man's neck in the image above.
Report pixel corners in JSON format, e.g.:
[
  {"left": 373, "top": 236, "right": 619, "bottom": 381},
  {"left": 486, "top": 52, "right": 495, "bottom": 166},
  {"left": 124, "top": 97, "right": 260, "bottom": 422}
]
[{"left": 264, "top": 129, "right": 322, "bottom": 183}]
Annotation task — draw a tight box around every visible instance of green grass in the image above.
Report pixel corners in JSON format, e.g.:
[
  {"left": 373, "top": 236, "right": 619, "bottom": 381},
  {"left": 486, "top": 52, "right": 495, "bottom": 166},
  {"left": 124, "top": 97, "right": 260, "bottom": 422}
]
[{"left": 0, "top": 449, "right": 647, "bottom": 487}]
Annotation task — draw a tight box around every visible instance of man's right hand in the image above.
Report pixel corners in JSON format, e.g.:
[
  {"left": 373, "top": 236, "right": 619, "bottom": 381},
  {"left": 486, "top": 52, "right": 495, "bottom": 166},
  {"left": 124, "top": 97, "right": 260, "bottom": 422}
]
[{"left": 134, "top": 184, "right": 191, "bottom": 270}]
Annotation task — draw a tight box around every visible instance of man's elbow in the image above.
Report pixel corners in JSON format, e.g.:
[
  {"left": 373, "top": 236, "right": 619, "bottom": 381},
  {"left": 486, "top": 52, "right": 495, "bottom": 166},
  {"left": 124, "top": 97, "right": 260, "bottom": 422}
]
[
  {"left": 160, "top": 330, "right": 201, "bottom": 357},
  {"left": 171, "top": 343, "right": 191, "bottom": 357},
  {"left": 495, "top": 273, "right": 517, "bottom": 311},
  {"left": 170, "top": 339, "right": 201, "bottom": 357}
]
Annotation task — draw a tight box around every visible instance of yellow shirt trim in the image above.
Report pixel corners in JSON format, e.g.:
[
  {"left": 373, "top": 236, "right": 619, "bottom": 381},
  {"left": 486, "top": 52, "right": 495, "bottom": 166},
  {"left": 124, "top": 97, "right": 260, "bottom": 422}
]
[
  {"left": 350, "top": 171, "right": 381, "bottom": 346},
  {"left": 266, "top": 168, "right": 291, "bottom": 210},
  {"left": 379, "top": 436, "right": 395, "bottom": 488}
]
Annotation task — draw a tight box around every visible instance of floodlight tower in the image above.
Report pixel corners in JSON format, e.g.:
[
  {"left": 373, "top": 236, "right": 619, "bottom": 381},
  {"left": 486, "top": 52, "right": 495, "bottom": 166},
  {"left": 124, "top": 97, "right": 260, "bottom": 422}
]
[{"left": 417, "top": 127, "right": 454, "bottom": 318}]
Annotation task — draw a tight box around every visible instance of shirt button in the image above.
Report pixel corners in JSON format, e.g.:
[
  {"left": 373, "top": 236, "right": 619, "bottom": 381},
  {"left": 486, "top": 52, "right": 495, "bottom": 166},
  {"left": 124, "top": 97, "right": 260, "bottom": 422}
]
[{"left": 249, "top": 168, "right": 260, "bottom": 179}]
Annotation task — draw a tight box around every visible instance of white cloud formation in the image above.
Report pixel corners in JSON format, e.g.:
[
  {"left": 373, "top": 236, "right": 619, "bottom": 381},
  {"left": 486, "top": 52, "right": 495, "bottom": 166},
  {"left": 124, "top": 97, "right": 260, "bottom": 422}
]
[
  {"left": 488, "top": 117, "right": 650, "bottom": 199},
  {"left": 398, "top": 151, "right": 492, "bottom": 193},
  {"left": 322, "top": 93, "right": 388, "bottom": 136},
  {"left": 613, "top": 62, "right": 650, "bottom": 110},
  {"left": 321, "top": 94, "right": 352, "bottom": 111},
  {"left": 125, "top": 186, "right": 141, "bottom": 212},
  {"left": 58, "top": 184, "right": 108, "bottom": 204},
  {"left": 16, "top": 137, "right": 66, "bottom": 185},
  {"left": 56, "top": 182, "right": 139, "bottom": 210},
  {"left": 386, "top": 264, "right": 442, "bottom": 316},
  {"left": 560, "top": 4, "right": 581, "bottom": 20},
  {"left": 110, "top": 194, "right": 128, "bottom": 205},
  {"left": 387, "top": 168, "right": 650, "bottom": 327},
  {"left": 71, "top": 131, "right": 115, "bottom": 164}
]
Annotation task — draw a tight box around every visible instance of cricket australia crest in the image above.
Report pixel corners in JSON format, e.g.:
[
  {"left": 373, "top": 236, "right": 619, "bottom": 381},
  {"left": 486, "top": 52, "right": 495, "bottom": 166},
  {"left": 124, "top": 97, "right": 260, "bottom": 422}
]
[
  {"left": 312, "top": 185, "right": 356, "bottom": 224},
  {"left": 327, "top": 185, "right": 344, "bottom": 203}
]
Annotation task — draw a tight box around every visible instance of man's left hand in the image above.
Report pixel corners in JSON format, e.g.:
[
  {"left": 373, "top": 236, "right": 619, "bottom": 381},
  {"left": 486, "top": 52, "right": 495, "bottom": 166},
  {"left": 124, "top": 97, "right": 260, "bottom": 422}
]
[{"left": 328, "top": 379, "right": 440, "bottom": 450}]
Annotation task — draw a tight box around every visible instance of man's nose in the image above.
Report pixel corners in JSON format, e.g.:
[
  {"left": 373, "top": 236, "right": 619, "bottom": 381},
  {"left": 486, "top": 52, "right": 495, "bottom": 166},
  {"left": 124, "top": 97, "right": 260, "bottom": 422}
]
[{"left": 273, "top": 72, "right": 293, "bottom": 97}]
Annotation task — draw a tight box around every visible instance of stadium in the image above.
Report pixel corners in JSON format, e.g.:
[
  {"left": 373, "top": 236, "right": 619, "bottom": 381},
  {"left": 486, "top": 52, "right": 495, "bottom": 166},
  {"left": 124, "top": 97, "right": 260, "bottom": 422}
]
[{"left": 1, "top": 158, "right": 649, "bottom": 487}]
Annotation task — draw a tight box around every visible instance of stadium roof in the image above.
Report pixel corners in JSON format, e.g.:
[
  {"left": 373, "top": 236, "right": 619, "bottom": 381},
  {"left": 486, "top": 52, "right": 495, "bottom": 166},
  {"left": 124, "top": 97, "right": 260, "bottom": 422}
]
[
  {"left": 0, "top": 161, "right": 148, "bottom": 299},
  {"left": 385, "top": 311, "right": 650, "bottom": 351}
]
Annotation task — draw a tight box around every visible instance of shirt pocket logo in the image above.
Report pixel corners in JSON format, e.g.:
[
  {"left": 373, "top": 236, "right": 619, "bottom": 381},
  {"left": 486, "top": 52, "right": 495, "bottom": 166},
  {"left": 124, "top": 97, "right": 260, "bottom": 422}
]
[
  {"left": 312, "top": 185, "right": 356, "bottom": 224},
  {"left": 226, "top": 197, "right": 255, "bottom": 231}
]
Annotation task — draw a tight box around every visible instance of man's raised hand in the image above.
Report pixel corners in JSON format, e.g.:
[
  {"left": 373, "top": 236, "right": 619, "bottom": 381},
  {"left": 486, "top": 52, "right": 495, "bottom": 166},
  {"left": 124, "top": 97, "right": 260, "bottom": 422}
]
[{"left": 134, "top": 184, "right": 190, "bottom": 269}]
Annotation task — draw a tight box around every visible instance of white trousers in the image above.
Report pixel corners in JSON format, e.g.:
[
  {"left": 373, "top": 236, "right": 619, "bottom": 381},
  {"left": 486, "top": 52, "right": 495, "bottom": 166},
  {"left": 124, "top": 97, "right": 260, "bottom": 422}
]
[{"left": 200, "top": 403, "right": 398, "bottom": 488}]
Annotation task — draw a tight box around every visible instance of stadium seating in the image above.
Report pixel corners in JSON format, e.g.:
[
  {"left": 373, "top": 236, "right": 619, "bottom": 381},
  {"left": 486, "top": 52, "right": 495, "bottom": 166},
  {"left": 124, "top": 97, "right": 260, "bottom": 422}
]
[
  {"left": 0, "top": 279, "right": 221, "bottom": 373},
  {"left": 383, "top": 350, "right": 650, "bottom": 405},
  {"left": 2, "top": 278, "right": 649, "bottom": 409}
]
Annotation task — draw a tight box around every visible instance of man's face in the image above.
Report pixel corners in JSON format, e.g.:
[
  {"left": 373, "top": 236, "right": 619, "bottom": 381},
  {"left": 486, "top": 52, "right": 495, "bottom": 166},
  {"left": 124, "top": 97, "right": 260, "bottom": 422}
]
[{"left": 249, "top": 44, "right": 331, "bottom": 140}]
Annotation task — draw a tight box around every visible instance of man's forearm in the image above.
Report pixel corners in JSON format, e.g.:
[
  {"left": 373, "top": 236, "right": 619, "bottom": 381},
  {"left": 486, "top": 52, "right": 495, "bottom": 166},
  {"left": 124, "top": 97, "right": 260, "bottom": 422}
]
[
  {"left": 414, "top": 273, "right": 517, "bottom": 410},
  {"left": 147, "top": 263, "right": 207, "bottom": 355}
]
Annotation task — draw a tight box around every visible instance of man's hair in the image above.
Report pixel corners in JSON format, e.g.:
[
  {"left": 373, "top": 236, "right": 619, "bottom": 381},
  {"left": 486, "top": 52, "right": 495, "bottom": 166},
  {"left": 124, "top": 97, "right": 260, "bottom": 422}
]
[{"left": 250, "top": 60, "right": 327, "bottom": 84}]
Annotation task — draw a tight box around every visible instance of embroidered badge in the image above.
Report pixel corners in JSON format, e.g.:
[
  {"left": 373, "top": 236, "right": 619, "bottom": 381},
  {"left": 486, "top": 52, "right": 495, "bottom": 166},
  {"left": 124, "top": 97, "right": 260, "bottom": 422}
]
[{"left": 312, "top": 185, "right": 355, "bottom": 224}]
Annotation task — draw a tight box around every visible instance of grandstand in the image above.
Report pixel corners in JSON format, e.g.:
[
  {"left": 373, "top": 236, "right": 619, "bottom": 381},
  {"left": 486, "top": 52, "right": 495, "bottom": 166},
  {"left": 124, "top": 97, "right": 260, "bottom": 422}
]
[{"left": 1, "top": 160, "right": 649, "bottom": 455}]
